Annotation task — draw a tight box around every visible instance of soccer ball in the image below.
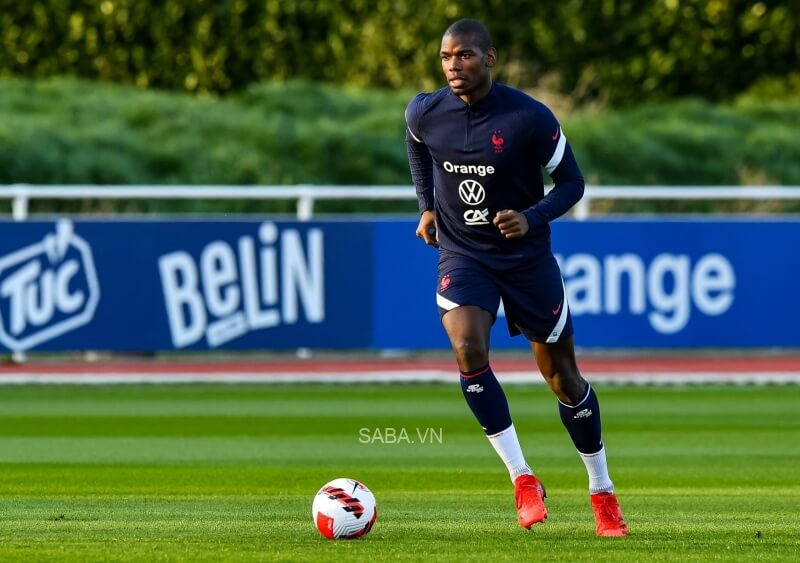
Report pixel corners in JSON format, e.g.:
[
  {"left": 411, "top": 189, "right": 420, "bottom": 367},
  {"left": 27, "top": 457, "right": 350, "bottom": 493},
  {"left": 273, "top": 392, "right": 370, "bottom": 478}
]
[{"left": 312, "top": 478, "right": 378, "bottom": 539}]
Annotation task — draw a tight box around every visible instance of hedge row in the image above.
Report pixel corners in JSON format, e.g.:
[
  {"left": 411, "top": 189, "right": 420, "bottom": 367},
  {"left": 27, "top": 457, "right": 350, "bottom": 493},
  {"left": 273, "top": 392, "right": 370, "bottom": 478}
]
[
  {"left": 2, "top": 1, "right": 797, "bottom": 105},
  {"left": 2, "top": 77, "right": 799, "bottom": 216}
]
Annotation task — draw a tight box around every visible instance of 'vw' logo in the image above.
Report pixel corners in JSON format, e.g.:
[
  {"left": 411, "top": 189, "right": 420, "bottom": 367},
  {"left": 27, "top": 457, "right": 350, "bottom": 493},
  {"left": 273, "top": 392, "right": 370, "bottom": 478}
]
[{"left": 458, "top": 179, "right": 485, "bottom": 205}]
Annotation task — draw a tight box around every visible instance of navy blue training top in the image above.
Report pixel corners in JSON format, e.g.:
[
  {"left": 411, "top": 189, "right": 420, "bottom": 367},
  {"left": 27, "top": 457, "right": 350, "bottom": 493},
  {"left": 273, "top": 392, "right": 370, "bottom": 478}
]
[{"left": 405, "top": 82, "right": 585, "bottom": 269}]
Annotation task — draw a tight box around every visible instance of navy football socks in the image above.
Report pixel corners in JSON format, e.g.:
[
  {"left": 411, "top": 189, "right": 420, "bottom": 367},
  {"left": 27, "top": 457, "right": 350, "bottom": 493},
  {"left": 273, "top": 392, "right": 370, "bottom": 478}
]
[
  {"left": 459, "top": 364, "right": 512, "bottom": 435},
  {"left": 558, "top": 385, "right": 603, "bottom": 454}
]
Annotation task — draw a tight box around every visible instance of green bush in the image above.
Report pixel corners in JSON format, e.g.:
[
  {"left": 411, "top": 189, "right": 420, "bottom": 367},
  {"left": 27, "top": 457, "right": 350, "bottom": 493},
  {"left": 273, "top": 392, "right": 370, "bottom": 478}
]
[{"left": 1, "top": 77, "right": 799, "bottom": 215}]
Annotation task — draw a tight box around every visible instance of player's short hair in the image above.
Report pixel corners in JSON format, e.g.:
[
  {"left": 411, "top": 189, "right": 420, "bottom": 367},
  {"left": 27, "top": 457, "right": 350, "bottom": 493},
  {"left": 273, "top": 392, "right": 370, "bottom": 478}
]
[{"left": 444, "top": 19, "right": 493, "bottom": 52}]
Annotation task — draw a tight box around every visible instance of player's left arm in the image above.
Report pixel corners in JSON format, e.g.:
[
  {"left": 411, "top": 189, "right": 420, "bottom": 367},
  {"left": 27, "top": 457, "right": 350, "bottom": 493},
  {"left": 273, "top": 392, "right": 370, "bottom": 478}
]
[{"left": 520, "top": 108, "right": 585, "bottom": 230}]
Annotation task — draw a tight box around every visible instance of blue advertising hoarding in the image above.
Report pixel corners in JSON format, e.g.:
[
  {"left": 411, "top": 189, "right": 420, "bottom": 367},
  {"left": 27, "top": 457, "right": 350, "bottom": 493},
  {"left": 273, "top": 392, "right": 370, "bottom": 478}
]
[
  {"left": 548, "top": 218, "right": 793, "bottom": 348},
  {"left": 0, "top": 217, "right": 797, "bottom": 352},
  {"left": 0, "top": 219, "right": 372, "bottom": 352},
  {"left": 373, "top": 217, "right": 800, "bottom": 349}
]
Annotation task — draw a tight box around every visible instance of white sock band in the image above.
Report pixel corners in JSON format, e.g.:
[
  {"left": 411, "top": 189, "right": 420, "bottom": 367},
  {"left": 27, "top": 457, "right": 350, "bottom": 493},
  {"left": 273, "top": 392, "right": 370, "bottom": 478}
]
[
  {"left": 579, "top": 445, "right": 614, "bottom": 493},
  {"left": 487, "top": 424, "right": 532, "bottom": 481}
]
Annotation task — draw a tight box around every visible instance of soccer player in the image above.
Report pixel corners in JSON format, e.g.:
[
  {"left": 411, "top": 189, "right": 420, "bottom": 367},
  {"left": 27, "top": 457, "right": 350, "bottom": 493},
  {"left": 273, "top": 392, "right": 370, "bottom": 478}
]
[{"left": 404, "top": 18, "right": 628, "bottom": 537}]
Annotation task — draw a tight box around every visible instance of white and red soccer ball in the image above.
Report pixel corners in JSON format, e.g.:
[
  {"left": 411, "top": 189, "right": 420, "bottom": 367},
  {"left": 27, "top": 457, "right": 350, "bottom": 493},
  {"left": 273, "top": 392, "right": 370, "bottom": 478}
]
[{"left": 312, "top": 478, "right": 378, "bottom": 539}]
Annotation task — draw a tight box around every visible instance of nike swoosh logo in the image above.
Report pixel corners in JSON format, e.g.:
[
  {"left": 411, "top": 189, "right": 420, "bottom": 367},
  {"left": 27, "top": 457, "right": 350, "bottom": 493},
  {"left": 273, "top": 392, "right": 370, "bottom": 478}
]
[
  {"left": 552, "top": 301, "right": 563, "bottom": 315},
  {"left": 552, "top": 128, "right": 560, "bottom": 141}
]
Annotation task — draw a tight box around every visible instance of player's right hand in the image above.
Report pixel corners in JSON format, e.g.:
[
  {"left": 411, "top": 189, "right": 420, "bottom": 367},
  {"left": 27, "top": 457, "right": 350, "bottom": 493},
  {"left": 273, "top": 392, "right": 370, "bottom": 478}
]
[{"left": 416, "top": 210, "right": 439, "bottom": 247}]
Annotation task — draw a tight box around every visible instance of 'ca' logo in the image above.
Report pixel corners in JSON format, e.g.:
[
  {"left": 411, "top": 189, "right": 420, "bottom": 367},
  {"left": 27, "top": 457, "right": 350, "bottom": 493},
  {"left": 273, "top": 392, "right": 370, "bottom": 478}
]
[{"left": 458, "top": 179, "right": 485, "bottom": 205}]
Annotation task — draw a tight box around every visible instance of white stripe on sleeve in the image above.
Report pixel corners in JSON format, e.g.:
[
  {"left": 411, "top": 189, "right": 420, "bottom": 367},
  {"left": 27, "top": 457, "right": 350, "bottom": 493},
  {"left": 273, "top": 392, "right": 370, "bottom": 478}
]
[
  {"left": 404, "top": 108, "right": 423, "bottom": 142},
  {"left": 544, "top": 132, "right": 567, "bottom": 174}
]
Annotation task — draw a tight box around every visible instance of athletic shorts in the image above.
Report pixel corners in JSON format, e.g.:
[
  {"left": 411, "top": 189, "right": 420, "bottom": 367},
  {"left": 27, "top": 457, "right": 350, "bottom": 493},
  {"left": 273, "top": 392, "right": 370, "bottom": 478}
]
[{"left": 435, "top": 249, "right": 573, "bottom": 343}]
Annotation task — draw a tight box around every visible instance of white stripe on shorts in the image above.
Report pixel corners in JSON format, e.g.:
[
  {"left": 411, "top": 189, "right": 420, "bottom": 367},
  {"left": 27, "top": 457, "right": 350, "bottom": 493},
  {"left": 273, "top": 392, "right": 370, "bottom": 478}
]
[
  {"left": 546, "top": 279, "right": 570, "bottom": 343},
  {"left": 436, "top": 292, "right": 459, "bottom": 311}
]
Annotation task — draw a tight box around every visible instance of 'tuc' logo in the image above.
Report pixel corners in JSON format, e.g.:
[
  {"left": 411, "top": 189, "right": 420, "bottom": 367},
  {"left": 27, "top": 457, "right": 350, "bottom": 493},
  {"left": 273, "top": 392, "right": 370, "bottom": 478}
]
[{"left": 458, "top": 179, "right": 485, "bottom": 205}]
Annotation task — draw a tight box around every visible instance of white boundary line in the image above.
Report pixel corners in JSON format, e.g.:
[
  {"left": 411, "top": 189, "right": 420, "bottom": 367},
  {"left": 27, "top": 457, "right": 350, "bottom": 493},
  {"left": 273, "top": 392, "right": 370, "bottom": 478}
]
[{"left": 0, "top": 370, "right": 799, "bottom": 384}]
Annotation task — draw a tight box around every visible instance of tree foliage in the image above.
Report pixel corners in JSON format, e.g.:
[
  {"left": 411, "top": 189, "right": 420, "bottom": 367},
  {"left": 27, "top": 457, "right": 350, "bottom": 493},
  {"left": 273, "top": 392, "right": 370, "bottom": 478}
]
[{"left": 2, "top": 0, "right": 797, "bottom": 105}]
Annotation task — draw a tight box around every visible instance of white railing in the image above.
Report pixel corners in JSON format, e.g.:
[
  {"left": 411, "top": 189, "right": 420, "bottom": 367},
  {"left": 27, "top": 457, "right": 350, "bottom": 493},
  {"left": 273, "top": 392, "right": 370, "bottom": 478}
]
[
  {"left": 572, "top": 185, "right": 800, "bottom": 218},
  {"left": 4, "top": 183, "right": 800, "bottom": 220},
  {"left": 2, "top": 184, "right": 413, "bottom": 221}
]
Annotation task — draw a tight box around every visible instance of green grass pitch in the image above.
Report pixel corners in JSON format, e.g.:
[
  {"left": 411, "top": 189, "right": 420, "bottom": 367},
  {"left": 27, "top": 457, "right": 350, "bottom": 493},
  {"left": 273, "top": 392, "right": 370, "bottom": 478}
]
[{"left": 0, "top": 382, "right": 798, "bottom": 561}]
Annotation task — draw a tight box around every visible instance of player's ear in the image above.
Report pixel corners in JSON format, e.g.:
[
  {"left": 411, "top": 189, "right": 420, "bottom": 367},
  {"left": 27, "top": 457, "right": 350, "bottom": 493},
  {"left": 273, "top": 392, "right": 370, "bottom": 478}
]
[{"left": 485, "top": 47, "right": 497, "bottom": 67}]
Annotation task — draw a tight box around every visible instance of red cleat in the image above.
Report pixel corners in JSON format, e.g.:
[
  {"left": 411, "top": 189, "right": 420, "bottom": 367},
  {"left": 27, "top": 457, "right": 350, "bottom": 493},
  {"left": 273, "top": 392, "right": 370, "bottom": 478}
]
[
  {"left": 591, "top": 492, "right": 629, "bottom": 537},
  {"left": 513, "top": 474, "right": 548, "bottom": 529}
]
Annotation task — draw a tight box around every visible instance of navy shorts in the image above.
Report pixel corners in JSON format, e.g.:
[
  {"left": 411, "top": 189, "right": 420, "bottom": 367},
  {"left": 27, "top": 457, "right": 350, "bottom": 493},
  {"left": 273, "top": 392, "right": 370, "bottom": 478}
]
[{"left": 435, "top": 249, "right": 573, "bottom": 343}]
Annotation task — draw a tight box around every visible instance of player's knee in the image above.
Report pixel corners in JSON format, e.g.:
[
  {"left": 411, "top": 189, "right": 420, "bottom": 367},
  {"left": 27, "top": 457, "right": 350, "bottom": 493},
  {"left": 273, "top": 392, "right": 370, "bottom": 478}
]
[
  {"left": 554, "top": 371, "right": 588, "bottom": 404},
  {"left": 450, "top": 338, "right": 489, "bottom": 369}
]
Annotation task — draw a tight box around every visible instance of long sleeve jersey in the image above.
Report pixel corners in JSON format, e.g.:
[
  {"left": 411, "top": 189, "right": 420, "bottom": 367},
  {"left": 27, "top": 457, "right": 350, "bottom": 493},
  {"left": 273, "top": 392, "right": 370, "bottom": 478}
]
[{"left": 405, "top": 82, "right": 585, "bottom": 269}]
